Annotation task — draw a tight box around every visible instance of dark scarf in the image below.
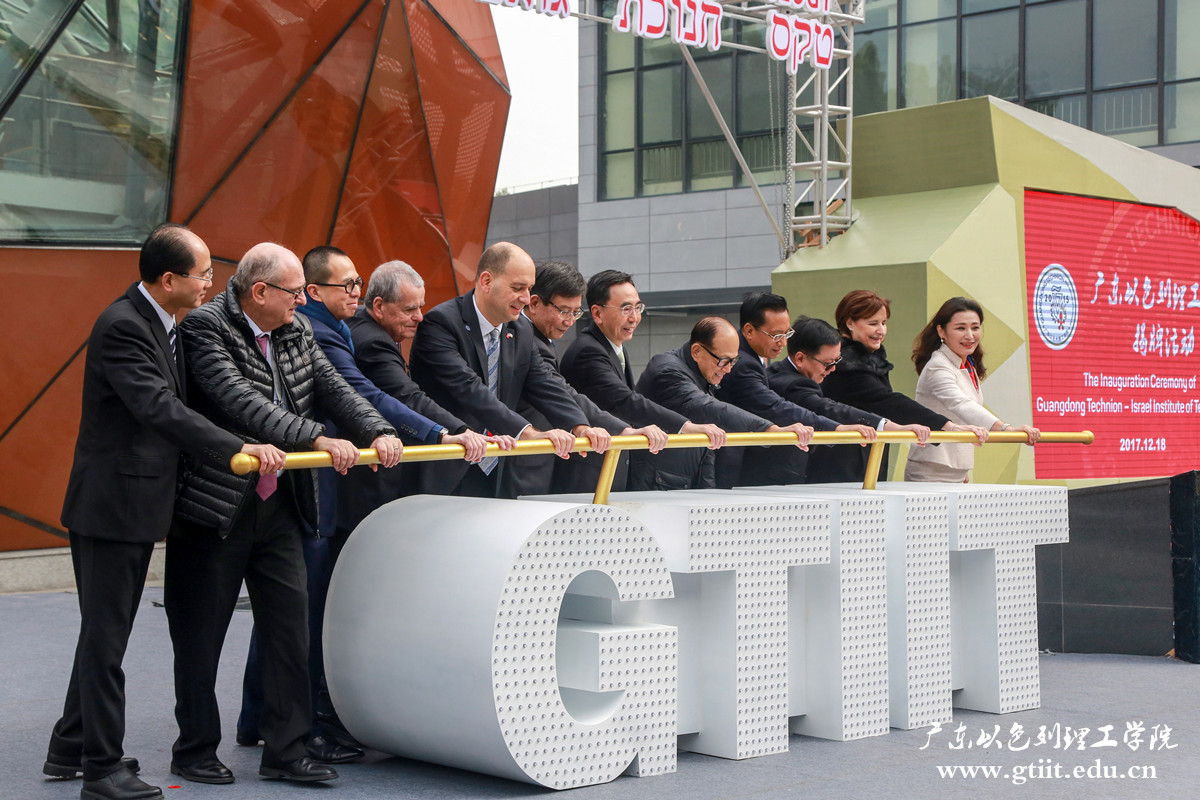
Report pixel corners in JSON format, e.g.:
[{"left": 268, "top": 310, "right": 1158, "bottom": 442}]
[{"left": 836, "top": 337, "right": 893, "bottom": 378}]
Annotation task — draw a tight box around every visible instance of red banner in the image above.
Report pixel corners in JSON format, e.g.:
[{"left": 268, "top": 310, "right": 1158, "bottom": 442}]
[{"left": 1025, "top": 190, "right": 1200, "bottom": 479}]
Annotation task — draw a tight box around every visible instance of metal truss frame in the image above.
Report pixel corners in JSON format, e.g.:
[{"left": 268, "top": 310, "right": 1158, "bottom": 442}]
[{"left": 569, "top": 0, "right": 862, "bottom": 252}]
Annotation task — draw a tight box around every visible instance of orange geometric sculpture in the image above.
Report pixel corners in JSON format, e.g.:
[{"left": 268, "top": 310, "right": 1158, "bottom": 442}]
[{"left": 0, "top": 0, "right": 509, "bottom": 551}]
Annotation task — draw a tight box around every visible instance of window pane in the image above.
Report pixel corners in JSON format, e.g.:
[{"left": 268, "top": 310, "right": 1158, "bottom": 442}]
[
  {"left": 642, "top": 31, "right": 682, "bottom": 66},
  {"left": 963, "top": 0, "right": 1017, "bottom": 12},
  {"left": 687, "top": 55, "right": 732, "bottom": 139},
  {"left": 641, "top": 66, "right": 682, "bottom": 144},
  {"left": 1028, "top": 94, "right": 1087, "bottom": 128},
  {"left": 861, "top": 0, "right": 898, "bottom": 31},
  {"left": 1093, "top": 0, "right": 1157, "bottom": 90},
  {"left": 1025, "top": 0, "right": 1085, "bottom": 97},
  {"left": 604, "top": 72, "right": 635, "bottom": 151},
  {"left": 640, "top": 144, "right": 682, "bottom": 195},
  {"left": 688, "top": 140, "right": 733, "bottom": 191},
  {"left": 736, "top": 133, "right": 784, "bottom": 187},
  {"left": 0, "top": 0, "right": 75, "bottom": 103},
  {"left": 603, "top": 151, "right": 635, "bottom": 199},
  {"left": 962, "top": 10, "right": 1018, "bottom": 100},
  {"left": 1165, "top": 0, "right": 1200, "bottom": 81},
  {"left": 603, "top": 23, "right": 634, "bottom": 72},
  {"left": 1165, "top": 81, "right": 1200, "bottom": 144},
  {"left": 903, "top": 19, "right": 956, "bottom": 108},
  {"left": 854, "top": 29, "right": 897, "bottom": 114},
  {"left": 0, "top": 0, "right": 185, "bottom": 241},
  {"left": 737, "top": 54, "right": 787, "bottom": 134},
  {"left": 1093, "top": 86, "right": 1158, "bottom": 145},
  {"left": 904, "top": 0, "right": 954, "bottom": 24}
]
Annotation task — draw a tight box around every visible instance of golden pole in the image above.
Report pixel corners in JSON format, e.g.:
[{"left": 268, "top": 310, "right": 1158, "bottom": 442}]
[
  {"left": 228, "top": 428, "right": 1098, "bottom": 501},
  {"left": 592, "top": 448, "right": 624, "bottom": 505},
  {"left": 861, "top": 441, "right": 886, "bottom": 490}
]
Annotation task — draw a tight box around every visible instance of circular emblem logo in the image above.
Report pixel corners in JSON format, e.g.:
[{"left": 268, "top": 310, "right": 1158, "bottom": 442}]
[{"left": 1032, "top": 263, "right": 1079, "bottom": 351}]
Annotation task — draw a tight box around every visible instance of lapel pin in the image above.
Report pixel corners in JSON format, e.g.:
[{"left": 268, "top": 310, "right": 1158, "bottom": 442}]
[{"left": 506, "top": 332, "right": 513, "bottom": 339}]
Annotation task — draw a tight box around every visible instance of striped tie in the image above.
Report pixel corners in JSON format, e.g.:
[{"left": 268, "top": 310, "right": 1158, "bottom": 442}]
[
  {"left": 168, "top": 326, "right": 176, "bottom": 356},
  {"left": 479, "top": 328, "right": 500, "bottom": 475}
]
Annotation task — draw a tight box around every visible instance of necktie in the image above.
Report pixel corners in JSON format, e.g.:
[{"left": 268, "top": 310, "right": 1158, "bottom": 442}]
[
  {"left": 479, "top": 329, "right": 500, "bottom": 475},
  {"left": 254, "top": 333, "right": 278, "bottom": 500},
  {"left": 616, "top": 347, "right": 626, "bottom": 372},
  {"left": 168, "top": 326, "right": 177, "bottom": 356}
]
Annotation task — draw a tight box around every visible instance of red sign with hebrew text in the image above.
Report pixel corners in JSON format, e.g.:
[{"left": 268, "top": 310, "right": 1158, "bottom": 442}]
[{"left": 1025, "top": 190, "right": 1200, "bottom": 479}]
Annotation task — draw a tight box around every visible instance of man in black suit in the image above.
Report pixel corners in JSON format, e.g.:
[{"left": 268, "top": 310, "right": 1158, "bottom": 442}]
[
  {"left": 166, "top": 243, "right": 403, "bottom": 786},
  {"left": 633, "top": 317, "right": 814, "bottom": 490},
  {"left": 559, "top": 270, "right": 726, "bottom": 491},
  {"left": 716, "top": 292, "right": 876, "bottom": 487},
  {"left": 768, "top": 315, "right": 930, "bottom": 483},
  {"left": 507, "top": 260, "right": 668, "bottom": 497},
  {"left": 44, "top": 224, "right": 284, "bottom": 800},
  {"left": 410, "top": 242, "right": 610, "bottom": 498}
]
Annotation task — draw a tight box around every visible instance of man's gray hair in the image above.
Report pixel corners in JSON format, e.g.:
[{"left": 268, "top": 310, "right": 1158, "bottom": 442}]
[
  {"left": 365, "top": 260, "right": 424, "bottom": 305},
  {"left": 231, "top": 244, "right": 286, "bottom": 298}
]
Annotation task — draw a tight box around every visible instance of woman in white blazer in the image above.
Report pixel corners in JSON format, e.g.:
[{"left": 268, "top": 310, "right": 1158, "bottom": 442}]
[{"left": 904, "top": 297, "right": 1040, "bottom": 483}]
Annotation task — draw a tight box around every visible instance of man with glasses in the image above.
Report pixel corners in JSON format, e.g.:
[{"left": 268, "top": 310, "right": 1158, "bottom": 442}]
[
  {"left": 768, "top": 316, "right": 931, "bottom": 483},
  {"left": 343, "top": 260, "right": 503, "bottom": 509},
  {"left": 167, "top": 242, "right": 404, "bottom": 786},
  {"left": 43, "top": 225, "right": 285, "bottom": 800},
  {"left": 507, "top": 260, "right": 669, "bottom": 497},
  {"left": 559, "top": 270, "right": 727, "bottom": 492},
  {"left": 717, "top": 293, "right": 878, "bottom": 487},
  {"left": 411, "top": 242, "right": 610, "bottom": 498},
  {"left": 631, "top": 316, "right": 814, "bottom": 490}
]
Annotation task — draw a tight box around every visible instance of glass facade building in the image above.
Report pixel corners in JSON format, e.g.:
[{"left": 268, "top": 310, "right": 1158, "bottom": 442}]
[
  {"left": 0, "top": 0, "right": 509, "bottom": 553},
  {"left": 598, "top": 0, "right": 1200, "bottom": 200}
]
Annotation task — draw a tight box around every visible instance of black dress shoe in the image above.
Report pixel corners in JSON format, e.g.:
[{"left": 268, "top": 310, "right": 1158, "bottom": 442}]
[
  {"left": 258, "top": 755, "right": 338, "bottom": 782},
  {"left": 235, "top": 730, "right": 262, "bottom": 747},
  {"left": 305, "top": 735, "right": 364, "bottom": 764},
  {"left": 43, "top": 755, "right": 140, "bottom": 779},
  {"left": 80, "top": 766, "right": 161, "bottom": 800},
  {"left": 317, "top": 711, "right": 363, "bottom": 748},
  {"left": 170, "top": 756, "right": 235, "bottom": 785}
]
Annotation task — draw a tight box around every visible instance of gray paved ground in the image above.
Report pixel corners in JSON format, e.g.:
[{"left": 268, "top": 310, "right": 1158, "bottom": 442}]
[{"left": 6, "top": 587, "right": 1200, "bottom": 800}]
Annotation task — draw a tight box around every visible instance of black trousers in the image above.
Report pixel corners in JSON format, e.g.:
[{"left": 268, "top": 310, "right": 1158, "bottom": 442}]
[
  {"left": 47, "top": 533, "right": 154, "bottom": 781},
  {"left": 238, "top": 526, "right": 351, "bottom": 737},
  {"left": 164, "top": 485, "right": 310, "bottom": 766}
]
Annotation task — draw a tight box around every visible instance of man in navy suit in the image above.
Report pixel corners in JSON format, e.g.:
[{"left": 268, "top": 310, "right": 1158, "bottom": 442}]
[
  {"left": 716, "top": 292, "right": 876, "bottom": 487},
  {"left": 44, "top": 224, "right": 284, "bottom": 800},
  {"left": 235, "top": 247, "right": 491, "bottom": 759},
  {"left": 410, "top": 242, "right": 610, "bottom": 498}
]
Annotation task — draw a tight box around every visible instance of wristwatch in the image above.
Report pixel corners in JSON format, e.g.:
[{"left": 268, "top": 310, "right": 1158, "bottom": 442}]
[{"left": 437, "top": 427, "right": 450, "bottom": 443}]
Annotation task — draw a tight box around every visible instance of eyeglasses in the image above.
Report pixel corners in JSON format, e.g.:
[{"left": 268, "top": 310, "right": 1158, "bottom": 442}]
[
  {"left": 312, "top": 277, "right": 364, "bottom": 294},
  {"left": 261, "top": 281, "right": 305, "bottom": 300},
  {"left": 808, "top": 354, "right": 843, "bottom": 371},
  {"left": 547, "top": 301, "right": 584, "bottom": 321},
  {"left": 757, "top": 327, "right": 795, "bottom": 343},
  {"left": 601, "top": 302, "right": 646, "bottom": 317},
  {"left": 173, "top": 269, "right": 214, "bottom": 283},
  {"left": 698, "top": 343, "right": 740, "bottom": 368}
]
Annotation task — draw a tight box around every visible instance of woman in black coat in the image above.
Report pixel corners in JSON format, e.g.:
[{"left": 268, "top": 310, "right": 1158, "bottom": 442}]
[{"left": 815, "top": 290, "right": 988, "bottom": 483}]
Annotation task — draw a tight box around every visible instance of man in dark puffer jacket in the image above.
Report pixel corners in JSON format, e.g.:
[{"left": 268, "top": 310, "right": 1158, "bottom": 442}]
[{"left": 165, "top": 243, "right": 401, "bottom": 787}]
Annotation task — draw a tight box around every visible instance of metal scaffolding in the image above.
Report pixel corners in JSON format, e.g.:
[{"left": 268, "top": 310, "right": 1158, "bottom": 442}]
[{"left": 569, "top": 0, "right": 863, "bottom": 253}]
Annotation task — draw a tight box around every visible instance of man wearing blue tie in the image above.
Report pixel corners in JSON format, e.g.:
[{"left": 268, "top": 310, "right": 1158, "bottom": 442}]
[{"left": 410, "top": 242, "right": 610, "bottom": 498}]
